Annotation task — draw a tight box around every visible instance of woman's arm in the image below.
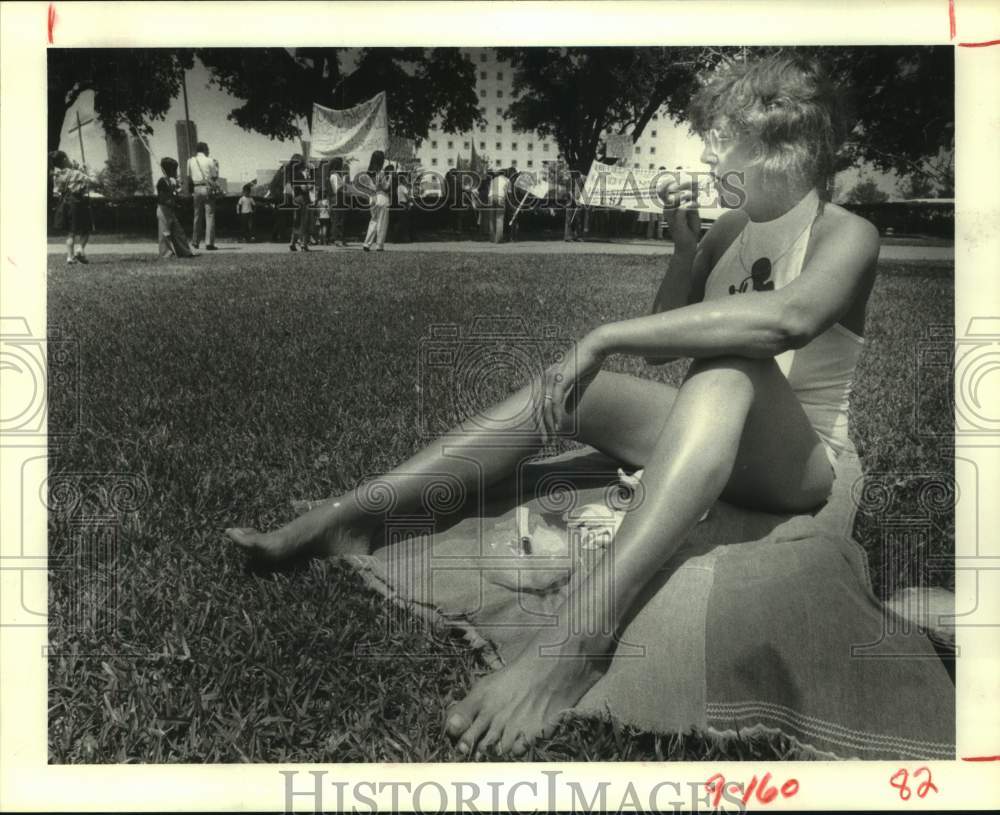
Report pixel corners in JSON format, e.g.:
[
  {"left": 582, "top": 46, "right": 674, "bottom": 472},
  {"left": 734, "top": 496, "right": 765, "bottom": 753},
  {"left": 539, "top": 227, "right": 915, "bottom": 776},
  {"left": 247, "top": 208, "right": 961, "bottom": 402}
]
[{"left": 593, "top": 214, "right": 880, "bottom": 361}]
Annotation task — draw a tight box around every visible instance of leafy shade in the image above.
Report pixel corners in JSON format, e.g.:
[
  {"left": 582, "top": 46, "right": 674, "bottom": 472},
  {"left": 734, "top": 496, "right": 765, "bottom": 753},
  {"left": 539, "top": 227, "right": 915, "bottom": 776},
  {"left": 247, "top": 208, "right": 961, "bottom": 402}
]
[
  {"left": 499, "top": 46, "right": 953, "bottom": 185},
  {"left": 197, "top": 48, "right": 484, "bottom": 145},
  {"left": 48, "top": 49, "right": 193, "bottom": 154},
  {"left": 498, "top": 47, "right": 705, "bottom": 174}
]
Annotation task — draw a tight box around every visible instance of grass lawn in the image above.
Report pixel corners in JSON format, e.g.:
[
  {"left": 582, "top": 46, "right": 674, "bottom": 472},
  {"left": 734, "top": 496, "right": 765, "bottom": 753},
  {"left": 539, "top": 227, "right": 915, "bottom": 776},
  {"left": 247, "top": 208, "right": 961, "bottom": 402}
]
[{"left": 47, "top": 250, "right": 953, "bottom": 763}]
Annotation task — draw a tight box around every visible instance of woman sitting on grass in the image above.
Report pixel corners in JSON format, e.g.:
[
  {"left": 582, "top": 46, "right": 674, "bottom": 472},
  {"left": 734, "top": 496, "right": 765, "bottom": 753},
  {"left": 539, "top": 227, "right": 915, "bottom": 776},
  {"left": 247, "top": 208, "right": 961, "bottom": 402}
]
[{"left": 226, "top": 53, "right": 879, "bottom": 757}]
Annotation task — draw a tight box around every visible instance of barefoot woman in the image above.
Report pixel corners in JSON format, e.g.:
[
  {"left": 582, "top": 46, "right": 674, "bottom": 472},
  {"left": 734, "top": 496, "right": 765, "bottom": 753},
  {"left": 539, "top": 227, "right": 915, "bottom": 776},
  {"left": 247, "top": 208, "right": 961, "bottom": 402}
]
[{"left": 226, "top": 54, "right": 879, "bottom": 757}]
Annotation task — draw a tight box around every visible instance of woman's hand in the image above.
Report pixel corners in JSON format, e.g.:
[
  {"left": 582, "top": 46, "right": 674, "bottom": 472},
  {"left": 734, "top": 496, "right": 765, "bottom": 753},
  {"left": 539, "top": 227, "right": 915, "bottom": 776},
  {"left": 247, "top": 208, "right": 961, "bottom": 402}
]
[
  {"left": 656, "top": 177, "right": 702, "bottom": 253},
  {"left": 541, "top": 332, "right": 607, "bottom": 439}
]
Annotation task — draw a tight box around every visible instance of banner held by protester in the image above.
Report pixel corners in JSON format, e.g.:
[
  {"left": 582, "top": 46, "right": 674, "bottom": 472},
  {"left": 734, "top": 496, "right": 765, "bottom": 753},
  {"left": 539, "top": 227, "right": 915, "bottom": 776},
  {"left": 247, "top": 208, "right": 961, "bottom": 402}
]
[{"left": 310, "top": 92, "right": 389, "bottom": 181}]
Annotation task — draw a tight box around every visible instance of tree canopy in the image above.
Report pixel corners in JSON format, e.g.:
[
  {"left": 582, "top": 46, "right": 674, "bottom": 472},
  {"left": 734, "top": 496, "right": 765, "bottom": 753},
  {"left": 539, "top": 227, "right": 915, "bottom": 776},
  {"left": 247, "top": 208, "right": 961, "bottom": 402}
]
[
  {"left": 196, "top": 48, "right": 484, "bottom": 145},
  {"left": 47, "top": 49, "right": 193, "bottom": 155},
  {"left": 499, "top": 46, "right": 954, "bottom": 182}
]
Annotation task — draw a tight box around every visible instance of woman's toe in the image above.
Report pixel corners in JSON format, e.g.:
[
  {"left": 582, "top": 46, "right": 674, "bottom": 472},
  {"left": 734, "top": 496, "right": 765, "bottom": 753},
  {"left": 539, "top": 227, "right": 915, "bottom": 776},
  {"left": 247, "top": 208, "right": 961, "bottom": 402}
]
[
  {"left": 454, "top": 711, "right": 491, "bottom": 758},
  {"left": 473, "top": 719, "right": 505, "bottom": 760},
  {"left": 511, "top": 732, "right": 531, "bottom": 757}
]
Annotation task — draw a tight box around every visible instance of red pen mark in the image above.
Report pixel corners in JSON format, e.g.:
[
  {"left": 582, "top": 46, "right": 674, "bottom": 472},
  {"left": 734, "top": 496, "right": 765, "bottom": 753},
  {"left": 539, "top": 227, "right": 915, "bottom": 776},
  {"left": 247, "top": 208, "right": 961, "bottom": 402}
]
[
  {"left": 705, "top": 772, "right": 799, "bottom": 808},
  {"left": 949, "top": 0, "right": 956, "bottom": 39},
  {"left": 962, "top": 754, "right": 1000, "bottom": 761},
  {"left": 890, "top": 766, "right": 938, "bottom": 800},
  {"left": 47, "top": 3, "right": 57, "bottom": 44},
  {"left": 958, "top": 39, "right": 1000, "bottom": 47}
]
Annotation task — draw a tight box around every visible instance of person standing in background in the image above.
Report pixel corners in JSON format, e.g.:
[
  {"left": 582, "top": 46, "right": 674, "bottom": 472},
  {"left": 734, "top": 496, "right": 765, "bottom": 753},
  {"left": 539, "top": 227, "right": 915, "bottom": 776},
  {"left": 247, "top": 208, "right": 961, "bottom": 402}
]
[
  {"left": 317, "top": 194, "right": 331, "bottom": 245},
  {"left": 362, "top": 151, "right": 390, "bottom": 252},
  {"left": 156, "top": 157, "right": 196, "bottom": 259},
  {"left": 558, "top": 152, "right": 582, "bottom": 242},
  {"left": 49, "top": 150, "right": 97, "bottom": 265},
  {"left": 187, "top": 142, "right": 220, "bottom": 250},
  {"left": 327, "top": 157, "right": 348, "bottom": 247},
  {"left": 394, "top": 170, "right": 414, "bottom": 244},
  {"left": 289, "top": 184, "right": 311, "bottom": 252},
  {"left": 237, "top": 183, "right": 256, "bottom": 243},
  {"left": 489, "top": 167, "right": 510, "bottom": 243}
]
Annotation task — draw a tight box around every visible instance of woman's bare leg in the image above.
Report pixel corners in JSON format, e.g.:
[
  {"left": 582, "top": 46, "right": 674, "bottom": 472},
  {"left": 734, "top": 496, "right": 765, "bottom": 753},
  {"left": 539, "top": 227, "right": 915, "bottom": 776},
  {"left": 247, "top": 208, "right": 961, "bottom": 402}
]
[
  {"left": 444, "top": 355, "right": 834, "bottom": 757},
  {"left": 225, "top": 370, "right": 681, "bottom": 561}
]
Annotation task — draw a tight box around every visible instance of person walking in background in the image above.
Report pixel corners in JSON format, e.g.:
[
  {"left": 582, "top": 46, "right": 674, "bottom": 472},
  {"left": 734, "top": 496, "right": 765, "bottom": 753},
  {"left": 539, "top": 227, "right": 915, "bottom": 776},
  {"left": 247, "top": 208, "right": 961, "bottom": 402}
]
[
  {"left": 156, "top": 157, "right": 196, "bottom": 259},
  {"left": 362, "top": 151, "right": 391, "bottom": 252},
  {"left": 237, "top": 184, "right": 256, "bottom": 243},
  {"left": 49, "top": 150, "right": 97, "bottom": 265},
  {"left": 327, "top": 157, "right": 348, "bottom": 247},
  {"left": 187, "top": 141, "right": 220, "bottom": 250}
]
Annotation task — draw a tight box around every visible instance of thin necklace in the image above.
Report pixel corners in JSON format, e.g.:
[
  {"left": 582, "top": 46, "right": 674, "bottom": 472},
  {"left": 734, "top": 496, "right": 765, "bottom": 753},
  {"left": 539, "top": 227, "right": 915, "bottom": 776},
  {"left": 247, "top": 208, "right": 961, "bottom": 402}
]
[{"left": 737, "top": 197, "right": 821, "bottom": 277}]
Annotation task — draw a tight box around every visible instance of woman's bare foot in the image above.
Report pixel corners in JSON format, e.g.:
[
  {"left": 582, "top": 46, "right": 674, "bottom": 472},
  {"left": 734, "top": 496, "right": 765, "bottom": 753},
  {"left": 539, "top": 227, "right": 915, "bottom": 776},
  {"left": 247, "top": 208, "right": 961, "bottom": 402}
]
[
  {"left": 444, "top": 633, "right": 607, "bottom": 758},
  {"left": 224, "top": 499, "right": 373, "bottom": 563}
]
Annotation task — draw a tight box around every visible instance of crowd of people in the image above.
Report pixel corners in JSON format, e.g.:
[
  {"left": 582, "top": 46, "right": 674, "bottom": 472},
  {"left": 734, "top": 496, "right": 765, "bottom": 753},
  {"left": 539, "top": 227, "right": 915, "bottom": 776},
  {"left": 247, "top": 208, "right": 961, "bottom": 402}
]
[{"left": 50, "top": 141, "right": 671, "bottom": 262}]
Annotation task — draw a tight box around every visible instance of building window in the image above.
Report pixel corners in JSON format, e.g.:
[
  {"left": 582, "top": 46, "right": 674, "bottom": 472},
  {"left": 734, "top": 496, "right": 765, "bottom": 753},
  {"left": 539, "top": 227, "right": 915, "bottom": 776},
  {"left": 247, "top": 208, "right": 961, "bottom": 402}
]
[
  {"left": 650, "top": 146, "right": 656, "bottom": 154},
  {"left": 446, "top": 140, "right": 453, "bottom": 149},
  {"left": 511, "top": 142, "right": 518, "bottom": 150},
  {"left": 480, "top": 141, "right": 486, "bottom": 150},
  {"left": 527, "top": 159, "right": 534, "bottom": 168},
  {"left": 542, "top": 143, "right": 549, "bottom": 152},
  {"left": 496, "top": 107, "right": 503, "bottom": 116},
  {"left": 447, "top": 157, "right": 454, "bottom": 167},
  {"left": 633, "top": 162, "right": 639, "bottom": 168},
  {"left": 480, "top": 89, "right": 486, "bottom": 98},
  {"left": 527, "top": 142, "right": 533, "bottom": 151},
  {"left": 479, "top": 125, "right": 486, "bottom": 133},
  {"left": 511, "top": 159, "right": 517, "bottom": 167},
  {"left": 479, "top": 71, "right": 487, "bottom": 80},
  {"left": 431, "top": 140, "right": 438, "bottom": 149},
  {"left": 431, "top": 158, "right": 438, "bottom": 166},
  {"left": 634, "top": 145, "right": 640, "bottom": 154},
  {"left": 652, "top": 114, "right": 658, "bottom": 121},
  {"left": 495, "top": 141, "right": 502, "bottom": 150},
  {"left": 651, "top": 130, "right": 657, "bottom": 137},
  {"left": 463, "top": 141, "right": 470, "bottom": 149},
  {"left": 496, "top": 90, "right": 503, "bottom": 99},
  {"left": 480, "top": 52, "right": 487, "bottom": 63},
  {"left": 478, "top": 106, "right": 486, "bottom": 117},
  {"left": 496, "top": 125, "right": 502, "bottom": 134},
  {"left": 495, "top": 158, "right": 502, "bottom": 166},
  {"left": 649, "top": 163, "right": 655, "bottom": 170}
]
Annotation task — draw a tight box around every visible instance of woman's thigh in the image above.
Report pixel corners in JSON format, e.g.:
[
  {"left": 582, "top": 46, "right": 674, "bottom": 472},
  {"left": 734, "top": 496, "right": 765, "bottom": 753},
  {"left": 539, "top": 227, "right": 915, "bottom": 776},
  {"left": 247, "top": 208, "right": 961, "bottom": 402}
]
[{"left": 566, "top": 363, "right": 833, "bottom": 513}]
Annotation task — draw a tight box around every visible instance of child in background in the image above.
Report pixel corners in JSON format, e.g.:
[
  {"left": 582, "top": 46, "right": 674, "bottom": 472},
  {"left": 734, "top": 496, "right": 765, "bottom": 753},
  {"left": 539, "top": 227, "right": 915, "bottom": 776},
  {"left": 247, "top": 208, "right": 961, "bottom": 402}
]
[
  {"left": 156, "top": 157, "right": 196, "bottom": 259},
  {"left": 237, "top": 184, "right": 256, "bottom": 242},
  {"left": 318, "top": 195, "right": 331, "bottom": 245}
]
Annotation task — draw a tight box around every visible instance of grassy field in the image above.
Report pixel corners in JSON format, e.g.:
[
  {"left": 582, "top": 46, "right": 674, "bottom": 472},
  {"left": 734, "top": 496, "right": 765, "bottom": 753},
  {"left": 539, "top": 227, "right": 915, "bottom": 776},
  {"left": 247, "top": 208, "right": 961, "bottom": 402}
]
[{"left": 46, "top": 250, "right": 953, "bottom": 763}]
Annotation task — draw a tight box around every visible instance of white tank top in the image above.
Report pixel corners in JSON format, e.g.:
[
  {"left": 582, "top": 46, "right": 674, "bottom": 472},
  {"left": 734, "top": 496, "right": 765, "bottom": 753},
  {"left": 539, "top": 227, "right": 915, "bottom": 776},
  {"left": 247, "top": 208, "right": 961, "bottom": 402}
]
[{"left": 703, "top": 188, "right": 865, "bottom": 461}]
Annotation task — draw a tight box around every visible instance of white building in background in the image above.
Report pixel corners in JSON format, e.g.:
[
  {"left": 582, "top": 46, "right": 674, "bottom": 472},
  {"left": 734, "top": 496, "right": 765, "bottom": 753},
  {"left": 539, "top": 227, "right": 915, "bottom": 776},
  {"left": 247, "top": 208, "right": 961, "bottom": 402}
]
[{"left": 415, "top": 48, "right": 706, "bottom": 175}]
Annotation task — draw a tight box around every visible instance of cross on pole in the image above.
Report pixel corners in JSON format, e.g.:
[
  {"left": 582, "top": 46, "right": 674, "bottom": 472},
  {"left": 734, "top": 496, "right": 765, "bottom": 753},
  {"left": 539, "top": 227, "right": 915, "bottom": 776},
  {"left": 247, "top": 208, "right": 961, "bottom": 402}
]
[{"left": 68, "top": 110, "right": 95, "bottom": 168}]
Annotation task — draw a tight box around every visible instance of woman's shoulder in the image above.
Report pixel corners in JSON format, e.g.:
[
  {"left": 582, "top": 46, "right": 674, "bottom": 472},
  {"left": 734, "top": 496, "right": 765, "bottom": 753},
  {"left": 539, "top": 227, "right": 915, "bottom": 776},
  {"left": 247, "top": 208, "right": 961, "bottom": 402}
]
[{"left": 813, "top": 202, "right": 881, "bottom": 258}]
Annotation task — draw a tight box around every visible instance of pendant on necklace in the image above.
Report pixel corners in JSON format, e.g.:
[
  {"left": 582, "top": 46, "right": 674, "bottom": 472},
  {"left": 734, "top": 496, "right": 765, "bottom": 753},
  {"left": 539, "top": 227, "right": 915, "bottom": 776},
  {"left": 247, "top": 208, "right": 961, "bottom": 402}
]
[{"left": 729, "top": 257, "right": 775, "bottom": 295}]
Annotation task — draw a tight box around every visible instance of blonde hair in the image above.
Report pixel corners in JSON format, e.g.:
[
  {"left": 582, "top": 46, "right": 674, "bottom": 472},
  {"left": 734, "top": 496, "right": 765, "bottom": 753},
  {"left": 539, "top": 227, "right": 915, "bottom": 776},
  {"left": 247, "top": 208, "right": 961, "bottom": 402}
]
[{"left": 689, "top": 53, "right": 850, "bottom": 200}]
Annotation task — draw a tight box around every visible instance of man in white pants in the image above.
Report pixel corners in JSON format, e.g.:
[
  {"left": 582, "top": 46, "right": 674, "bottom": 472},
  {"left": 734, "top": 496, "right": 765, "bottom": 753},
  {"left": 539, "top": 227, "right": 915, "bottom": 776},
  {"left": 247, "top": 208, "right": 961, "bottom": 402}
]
[{"left": 187, "top": 142, "right": 220, "bottom": 250}]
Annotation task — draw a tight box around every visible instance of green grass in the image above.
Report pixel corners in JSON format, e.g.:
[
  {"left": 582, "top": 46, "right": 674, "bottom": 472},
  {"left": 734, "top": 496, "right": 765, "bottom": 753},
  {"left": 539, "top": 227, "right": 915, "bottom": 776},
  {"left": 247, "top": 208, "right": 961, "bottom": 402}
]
[{"left": 46, "top": 250, "right": 953, "bottom": 763}]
